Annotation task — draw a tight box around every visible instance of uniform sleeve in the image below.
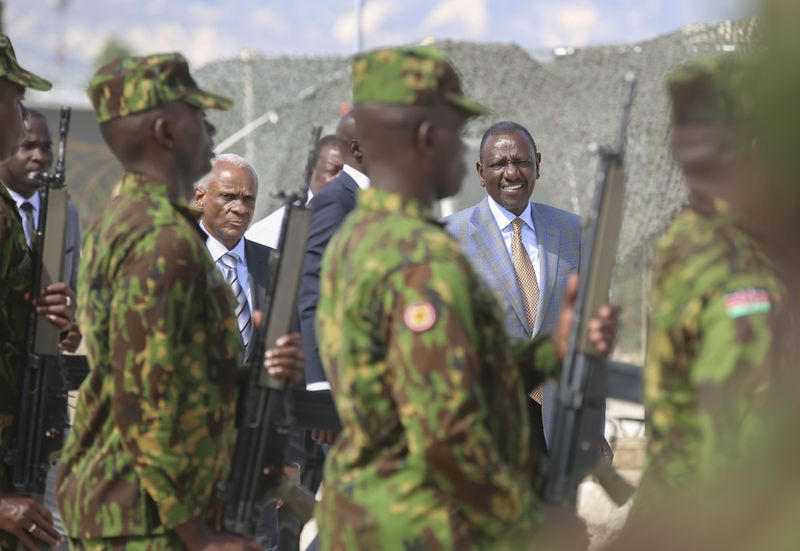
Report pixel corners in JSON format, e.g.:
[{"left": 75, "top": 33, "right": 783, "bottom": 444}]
[
  {"left": 511, "top": 337, "right": 559, "bottom": 393},
  {"left": 643, "top": 281, "right": 777, "bottom": 488},
  {"left": 384, "top": 260, "right": 534, "bottom": 537},
  {"left": 108, "top": 230, "right": 205, "bottom": 529}
]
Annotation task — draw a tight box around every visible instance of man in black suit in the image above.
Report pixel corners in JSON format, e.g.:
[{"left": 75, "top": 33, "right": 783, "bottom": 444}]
[
  {"left": 298, "top": 111, "right": 369, "bottom": 445},
  {"left": 195, "top": 153, "right": 272, "bottom": 363},
  {"left": 195, "top": 153, "right": 300, "bottom": 549}
]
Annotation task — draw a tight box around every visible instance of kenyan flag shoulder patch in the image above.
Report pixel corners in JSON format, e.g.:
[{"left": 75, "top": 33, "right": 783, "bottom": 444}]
[{"left": 724, "top": 288, "right": 771, "bottom": 319}]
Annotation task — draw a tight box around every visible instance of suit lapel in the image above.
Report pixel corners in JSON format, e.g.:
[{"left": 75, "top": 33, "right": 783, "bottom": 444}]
[
  {"left": 244, "top": 239, "right": 269, "bottom": 312},
  {"left": 471, "top": 198, "right": 528, "bottom": 331},
  {"left": 532, "top": 203, "right": 561, "bottom": 333}
]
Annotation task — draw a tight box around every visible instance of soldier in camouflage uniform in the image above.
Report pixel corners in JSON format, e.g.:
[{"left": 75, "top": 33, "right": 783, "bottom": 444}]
[
  {"left": 55, "top": 54, "right": 303, "bottom": 551},
  {"left": 634, "top": 56, "right": 787, "bottom": 506},
  {"left": 314, "top": 45, "right": 618, "bottom": 550},
  {"left": 0, "top": 34, "right": 76, "bottom": 551}
]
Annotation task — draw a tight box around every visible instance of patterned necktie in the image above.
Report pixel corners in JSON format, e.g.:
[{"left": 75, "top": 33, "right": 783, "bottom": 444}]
[
  {"left": 19, "top": 201, "right": 36, "bottom": 247},
  {"left": 220, "top": 252, "right": 253, "bottom": 353},
  {"left": 511, "top": 217, "right": 543, "bottom": 404}
]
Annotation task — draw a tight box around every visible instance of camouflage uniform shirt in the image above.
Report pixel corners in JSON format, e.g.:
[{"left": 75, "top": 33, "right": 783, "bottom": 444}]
[
  {"left": 641, "top": 205, "right": 785, "bottom": 493},
  {"left": 315, "top": 187, "right": 560, "bottom": 550},
  {"left": 57, "top": 172, "right": 241, "bottom": 539}
]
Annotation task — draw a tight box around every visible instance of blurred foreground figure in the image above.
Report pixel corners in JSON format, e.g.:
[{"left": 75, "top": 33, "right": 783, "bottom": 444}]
[
  {"left": 314, "top": 45, "right": 617, "bottom": 550},
  {"left": 630, "top": 55, "right": 788, "bottom": 512},
  {"left": 611, "top": 3, "right": 800, "bottom": 547},
  {"left": 750, "top": 0, "right": 800, "bottom": 343}
]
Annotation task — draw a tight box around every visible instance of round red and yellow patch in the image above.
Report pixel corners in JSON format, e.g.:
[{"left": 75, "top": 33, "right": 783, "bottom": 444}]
[{"left": 403, "top": 301, "right": 437, "bottom": 332}]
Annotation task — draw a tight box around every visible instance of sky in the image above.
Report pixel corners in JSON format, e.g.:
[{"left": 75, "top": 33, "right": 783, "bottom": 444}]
[{"left": 7, "top": 0, "right": 748, "bottom": 97}]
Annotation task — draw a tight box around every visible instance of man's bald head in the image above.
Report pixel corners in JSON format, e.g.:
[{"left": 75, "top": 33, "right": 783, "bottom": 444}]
[
  {"left": 100, "top": 100, "right": 217, "bottom": 204},
  {"left": 195, "top": 153, "right": 258, "bottom": 250},
  {"left": 335, "top": 110, "right": 364, "bottom": 171},
  {"left": 99, "top": 109, "right": 160, "bottom": 165},
  {"left": 355, "top": 101, "right": 468, "bottom": 205},
  {"left": 198, "top": 153, "right": 258, "bottom": 191}
]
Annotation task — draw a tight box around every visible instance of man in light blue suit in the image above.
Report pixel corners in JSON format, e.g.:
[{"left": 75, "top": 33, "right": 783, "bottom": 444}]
[{"left": 444, "top": 121, "right": 582, "bottom": 451}]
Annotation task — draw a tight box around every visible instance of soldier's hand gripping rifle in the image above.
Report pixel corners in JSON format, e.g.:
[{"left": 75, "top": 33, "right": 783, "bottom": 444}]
[
  {"left": 6, "top": 107, "right": 72, "bottom": 499},
  {"left": 539, "top": 75, "right": 637, "bottom": 507},
  {"left": 221, "top": 192, "right": 317, "bottom": 540}
]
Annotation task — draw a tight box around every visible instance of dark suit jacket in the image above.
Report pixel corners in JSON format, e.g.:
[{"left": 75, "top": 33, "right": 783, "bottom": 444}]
[{"left": 298, "top": 171, "right": 360, "bottom": 387}]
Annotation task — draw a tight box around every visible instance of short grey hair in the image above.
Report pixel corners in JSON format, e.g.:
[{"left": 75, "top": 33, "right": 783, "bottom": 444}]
[{"left": 195, "top": 153, "right": 258, "bottom": 191}]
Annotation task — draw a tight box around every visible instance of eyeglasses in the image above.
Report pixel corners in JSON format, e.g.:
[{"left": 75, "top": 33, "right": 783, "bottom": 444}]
[{"left": 487, "top": 159, "right": 533, "bottom": 171}]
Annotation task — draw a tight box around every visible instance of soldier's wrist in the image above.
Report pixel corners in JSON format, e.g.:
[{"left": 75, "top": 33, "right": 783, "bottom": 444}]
[{"left": 174, "top": 516, "right": 214, "bottom": 551}]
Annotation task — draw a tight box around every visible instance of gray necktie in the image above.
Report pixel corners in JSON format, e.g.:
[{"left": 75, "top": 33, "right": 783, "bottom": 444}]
[
  {"left": 19, "top": 201, "right": 36, "bottom": 247},
  {"left": 220, "top": 252, "right": 253, "bottom": 353}
]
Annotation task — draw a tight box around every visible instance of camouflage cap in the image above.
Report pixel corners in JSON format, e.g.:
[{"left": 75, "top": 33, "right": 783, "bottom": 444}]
[
  {"left": 352, "top": 45, "right": 490, "bottom": 117},
  {"left": 87, "top": 53, "right": 233, "bottom": 123},
  {"left": 667, "top": 55, "right": 754, "bottom": 125},
  {"left": 0, "top": 35, "right": 52, "bottom": 91}
]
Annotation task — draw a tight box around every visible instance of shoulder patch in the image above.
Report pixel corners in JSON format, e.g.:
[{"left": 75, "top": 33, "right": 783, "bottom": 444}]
[
  {"left": 724, "top": 288, "right": 771, "bottom": 319},
  {"left": 403, "top": 301, "right": 437, "bottom": 332}
]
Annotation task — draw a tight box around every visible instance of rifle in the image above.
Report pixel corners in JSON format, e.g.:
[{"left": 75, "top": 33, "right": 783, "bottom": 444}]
[
  {"left": 61, "top": 354, "right": 344, "bottom": 428},
  {"left": 221, "top": 193, "right": 317, "bottom": 541},
  {"left": 539, "top": 74, "right": 637, "bottom": 507},
  {"left": 6, "top": 107, "right": 72, "bottom": 498}
]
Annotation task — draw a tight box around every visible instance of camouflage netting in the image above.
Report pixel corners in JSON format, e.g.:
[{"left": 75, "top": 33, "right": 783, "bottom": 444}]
[{"left": 195, "top": 17, "right": 756, "bottom": 259}]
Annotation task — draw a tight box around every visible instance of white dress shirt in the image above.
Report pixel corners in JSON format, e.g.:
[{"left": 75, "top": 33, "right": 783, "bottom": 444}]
[
  {"left": 486, "top": 195, "right": 544, "bottom": 314},
  {"left": 244, "top": 205, "right": 285, "bottom": 250},
  {"left": 5, "top": 185, "right": 40, "bottom": 246},
  {"left": 342, "top": 163, "right": 370, "bottom": 190},
  {"left": 245, "top": 165, "right": 369, "bottom": 250},
  {"left": 200, "top": 220, "right": 254, "bottom": 312}
]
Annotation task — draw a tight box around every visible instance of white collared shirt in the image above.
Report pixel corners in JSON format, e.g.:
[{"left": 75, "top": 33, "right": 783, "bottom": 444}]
[
  {"left": 245, "top": 165, "right": 369, "bottom": 250},
  {"left": 486, "top": 195, "right": 543, "bottom": 312},
  {"left": 200, "top": 220, "right": 254, "bottom": 311},
  {"left": 342, "top": 163, "right": 370, "bottom": 190},
  {"left": 244, "top": 205, "right": 285, "bottom": 249},
  {"left": 5, "top": 185, "right": 40, "bottom": 246}
]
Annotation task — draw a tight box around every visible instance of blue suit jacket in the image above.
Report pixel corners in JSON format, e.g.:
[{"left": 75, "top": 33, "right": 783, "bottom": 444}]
[
  {"left": 298, "top": 171, "right": 360, "bottom": 387},
  {"left": 444, "top": 197, "right": 582, "bottom": 445}
]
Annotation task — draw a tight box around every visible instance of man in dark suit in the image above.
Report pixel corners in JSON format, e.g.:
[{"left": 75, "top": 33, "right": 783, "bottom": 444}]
[
  {"left": 194, "top": 153, "right": 272, "bottom": 363},
  {"left": 195, "top": 153, "right": 298, "bottom": 549},
  {"left": 0, "top": 108, "right": 83, "bottom": 353},
  {"left": 444, "top": 121, "right": 585, "bottom": 453},
  {"left": 298, "top": 111, "right": 369, "bottom": 444}
]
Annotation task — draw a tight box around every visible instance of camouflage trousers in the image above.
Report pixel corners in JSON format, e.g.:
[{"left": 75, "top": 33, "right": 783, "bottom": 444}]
[{"left": 67, "top": 534, "right": 184, "bottom": 550}]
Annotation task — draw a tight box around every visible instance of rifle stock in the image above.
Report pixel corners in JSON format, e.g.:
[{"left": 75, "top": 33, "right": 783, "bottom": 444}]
[{"left": 540, "top": 75, "right": 637, "bottom": 507}]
